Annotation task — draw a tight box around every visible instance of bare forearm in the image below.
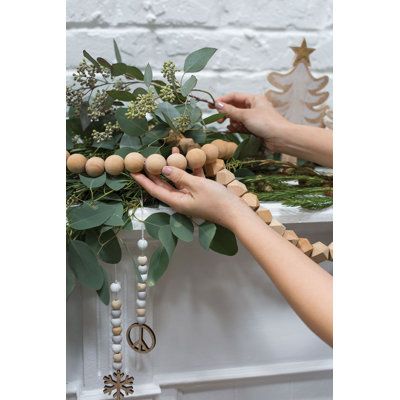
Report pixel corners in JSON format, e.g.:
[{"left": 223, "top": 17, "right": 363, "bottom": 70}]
[{"left": 229, "top": 208, "right": 333, "bottom": 345}]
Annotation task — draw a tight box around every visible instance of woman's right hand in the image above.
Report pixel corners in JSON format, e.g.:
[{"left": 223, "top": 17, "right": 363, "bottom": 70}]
[{"left": 214, "top": 92, "right": 292, "bottom": 153}]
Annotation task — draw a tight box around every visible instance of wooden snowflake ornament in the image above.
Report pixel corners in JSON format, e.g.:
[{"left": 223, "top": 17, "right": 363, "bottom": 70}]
[{"left": 103, "top": 370, "right": 134, "bottom": 400}]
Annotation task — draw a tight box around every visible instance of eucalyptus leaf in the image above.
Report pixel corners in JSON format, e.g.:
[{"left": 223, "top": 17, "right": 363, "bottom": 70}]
[
  {"left": 209, "top": 225, "right": 238, "bottom": 256},
  {"left": 115, "top": 108, "right": 148, "bottom": 136},
  {"left": 97, "top": 57, "right": 112, "bottom": 69},
  {"left": 99, "top": 229, "right": 122, "bottom": 263},
  {"left": 148, "top": 245, "right": 170, "bottom": 286},
  {"left": 119, "top": 134, "right": 141, "bottom": 149},
  {"left": 185, "top": 128, "right": 206, "bottom": 144},
  {"left": 115, "top": 147, "right": 139, "bottom": 158},
  {"left": 184, "top": 47, "right": 217, "bottom": 73},
  {"left": 233, "top": 135, "right": 261, "bottom": 159},
  {"left": 181, "top": 75, "right": 197, "bottom": 96},
  {"left": 140, "top": 146, "right": 161, "bottom": 157},
  {"left": 199, "top": 221, "right": 217, "bottom": 250},
  {"left": 106, "top": 175, "right": 129, "bottom": 191},
  {"left": 144, "top": 212, "right": 171, "bottom": 239},
  {"left": 113, "top": 39, "right": 122, "bottom": 63},
  {"left": 107, "top": 90, "right": 136, "bottom": 102},
  {"left": 83, "top": 50, "right": 100, "bottom": 67},
  {"left": 156, "top": 102, "right": 180, "bottom": 129},
  {"left": 79, "top": 173, "right": 106, "bottom": 189},
  {"left": 96, "top": 267, "right": 110, "bottom": 305},
  {"left": 144, "top": 63, "right": 153, "bottom": 87},
  {"left": 203, "top": 113, "right": 225, "bottom": 125},
  {"left": 105, "top": 203, "right": 125, "bottom": 227},
  {"left": 68, "top": 240, "right": 104, "bottom": 289},
  {"left": 66, "top": 265, "right": 76, "bottom": 298},
  {"left": 158, "top": 225, "right": 177, "bottom": 258},
  {"left": 111, "top": 63, "right": 127, "bottom": 77},
  {"left": 140, "top": 126, "right": 169, "bottom": 146},
  {"left": 67, "top": 201, "right": 115, "bottom": 230},
  {"left": 125, "top": 66, "right": 144, "bottom": 80},
  {"left": 170, "top": 213, "right": 194, "bottom": 242}
]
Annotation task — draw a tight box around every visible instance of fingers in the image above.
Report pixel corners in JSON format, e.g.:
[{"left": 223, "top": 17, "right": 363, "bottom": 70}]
[
  {"left": 161, "top": 166, "right": 196, "bottom": 189},
  {"left": 216, "top": 92, "right": 253, "bottom": 108},
  {"left": 215, "top": 101, "right": 246, "bottom": 122},
  {"left": 147, "top": 174, "right": 175, "bottom": 192},
  {"left": 193, "top": 167, "right": 205, "bottom": 178}
]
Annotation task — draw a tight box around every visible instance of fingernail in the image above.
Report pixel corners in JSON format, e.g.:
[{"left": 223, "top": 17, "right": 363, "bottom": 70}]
[
  {"left": 215, "top": 102, "right": 224, "bottom": 110},
  {"left": 162, "top": 166, "right": 172, "bottom": 175}
]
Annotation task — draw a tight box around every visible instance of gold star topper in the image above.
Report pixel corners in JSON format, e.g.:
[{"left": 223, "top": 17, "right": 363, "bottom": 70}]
[{"left": 290, "top": 38, "right": 315, "bottom": 67}]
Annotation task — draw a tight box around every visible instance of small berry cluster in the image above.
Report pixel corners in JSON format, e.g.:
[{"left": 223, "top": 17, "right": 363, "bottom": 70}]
[
  {"left": 161, "top": 61, "right": 178, "bottom": 84},
  {"left": 126, "top": 92, "right": 156, "bottom": 119},
  {"left": 92, "top": 121, "right": 121, "bottom": 143},
  {"left": 88, "top": 90, "right": 112, "bottom": 121},
  {"left": 159, "top": 85, "right": 176, "bottom": 102},
  {"left": 174, "top": 114, "right": 191, "bottom": 132}
]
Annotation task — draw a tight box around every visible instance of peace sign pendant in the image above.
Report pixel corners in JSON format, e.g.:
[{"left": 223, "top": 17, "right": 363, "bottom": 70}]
[{"left": 126, "top": 323, "right": 156, "bottom": 353}]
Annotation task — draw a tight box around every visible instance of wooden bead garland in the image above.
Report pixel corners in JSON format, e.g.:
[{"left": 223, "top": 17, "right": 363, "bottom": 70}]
[
  {"left": 105, "top": 155, "right": 124, "bottom": 176},
  {"left": 85, "top": 157, "right": 105, "bottom": 177},
  {"left": 145, "top": 154, "right": 167, "bottom": 175},
  {"left": 124, "top": 152, "right": 145, "bottom": 173},
  {"left": 186, "top": 148, "right": 207, "bottom": 170},
  {"left": 67, "top": 153, "right": 87, "bottom": 173},
  {"left": 201, "top": 143, "right": 219, "bottom": 164},
  {"left": 167, "top": 153, "right": 187, "bottom": 170}
]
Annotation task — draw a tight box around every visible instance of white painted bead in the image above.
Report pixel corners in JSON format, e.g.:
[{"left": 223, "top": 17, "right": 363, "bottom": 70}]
[
  {"left": 113, "top": 362, "right": 122, "bottom": 370},
  {"left": 138, "top": 256, "right": 148, "bottom": 265},
  {"left": 141, "top": 273, "right": 148, "bottom": 281},
  {"left": 138, "top": 265, "right": 148, "bottom": 273},
  {"left": 111, "top": 310, "right": 121, "bottom": 318},
  {"left": 137, "top": 239, "right": 148, "bottom": 250},
  {"left": 111, "top": 318, "right": 121, "bottom": 327},
  {"left": 137, "top": 316, "right": 146, "bottom": 324},
  {"left": 136, "top": 299, "right": 146, "bottom": 308},
  {"left": 112, "top": 344, "right": 122, "bottom": 353},
  {"left": 112, "top": 335, "right": 122, "bottom": 344},
  {"left": 137, "top": 291, "right": 146, "bottom": 300},
  {"left": 110, "top": 282, "right": 121, "bottom": 293}
]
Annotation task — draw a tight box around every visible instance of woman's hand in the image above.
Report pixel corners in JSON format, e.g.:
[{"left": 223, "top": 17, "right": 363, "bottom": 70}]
[
  {"left": 131, "top": 165, "right": 253, "bottom": 230},
  {"left": 214, "top": 92, "right": 292, "bottom": 152}
]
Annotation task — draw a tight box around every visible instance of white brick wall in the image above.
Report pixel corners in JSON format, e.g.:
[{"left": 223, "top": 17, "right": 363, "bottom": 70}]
[{"left": 66, "top": 0, "right": 332, "bottom": 103}]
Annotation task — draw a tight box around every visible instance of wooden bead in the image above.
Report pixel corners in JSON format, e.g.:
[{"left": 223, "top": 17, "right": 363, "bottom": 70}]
[
  {"left": 179, "top": 138, "right": 199, "bottom": 154},
  {"left": 201, "top": 144, "right": 219, "bottom": 164},
  {"left": 137, "top": 291, "right": 147, "bottom": 300},
  {"left": 112, "top": 335, "right": 122, "bottom": 344},
  {"left": 269, "top": 219, "right": 286, "bottom": 236},
  {"left": 138, "top": 265, "right": 148, "bottom": 273},
  {"left": 328, "top": 242, "right": 333, "bottom": 260},
  {"left": 241, "top": 192, "right": 260, "bottom": 210},
  {"left": 137, "top": 299, "right": 146, "bottom": 308},
  {"left": 66, "top": 151, "right": 70, "bottom": 160},
  {"left": 216, "top": 169, "right": 235, "bottom": 186},
  {"left": 225, "top": 142, "right": 238, "bottom": 159},
  {"left": 283, "top": 230, "right": 299, "bottom": 245},
  {"left": 311, "top": 242, "right": 330, "bottom": 263},
  {"left": 186, "top": 148, "right": 207, "bottom": 170},
  {"left": 112, "top": 327, "right": 122, "bottom": 335},
  {"left": 137, "top": 239, "right": 148, "bottom": 250},
  {"left": 85, "top": 157, "right": 105, "bottom": 177},
  {"left": 137, "top": 256, "right": 147, "bottom": 265},
  {"left": 111, "top": 310, "right": 121, "bottom": 318},
  {"left": 110, "top": 282, "right": 121, "bottom": 293},
  {"left": 111, "top": 299, "right": 122, "bottom": 310},
  {"left": 113, "top": 353, "right": 122, "bottom": 362},
  {"left": 297, "top": 238, "right": 313, "bottom": 256},
  {"left": 112, "top": 344, "right": 122, "bottom": 353},
  {"left": 113, "top": 362, "right": 122, "bottom": 370},
  {"left": 204, "top": 159, "right": 225, "bottom": 177},
  {"left": 167, "top": 153, "right": 187, "bottom": 170},
  {"left": 111, "top": 318, "right": 121, "bottom": 327},
  {"left": 211, "top": 139, "right": 228, "bottom": 159},
  {"left": 137, "top": 316, "right": 146, "bottom": 324},
  {"left": 256, "top": 209, "right": 272, "bottom": 224},
  {"left": 137, "top": 282, "right": 147, "bottom": 291},
  {"left": 145, "top": 154, "right": 166, "bottom": 175},
  {"left": 66, "top": 154, "right": 87, "bottom": 173},
  {"left": 227, "top": 180, "right": 248, "bottom": 197},
  {"left": 124, "top": 152, "right": 145, "bottom": 173},
  {"left": 105, "top": 155, "right": 124, "bottom": 176},
  {"left": 136, "top": 308, "right": 146, "bottom": 316}
]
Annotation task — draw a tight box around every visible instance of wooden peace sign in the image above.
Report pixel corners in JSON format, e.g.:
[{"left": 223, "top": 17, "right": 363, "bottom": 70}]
[{"left": 126, "top": 323, "right": 156, "bottom": 353}]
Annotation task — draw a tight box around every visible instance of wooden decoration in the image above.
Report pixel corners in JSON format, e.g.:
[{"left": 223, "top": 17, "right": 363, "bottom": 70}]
[
  {"left": 266, "top": 38, "right": 330, "bottom": 163},
  {"left": 256, "top": 209, "right": 272, "bottom": 224},
  {"left": 269, "top": 219, "right": 286, "bottom": 236},
  {"left": 204, "top": 159, "right": 225, "bottom": 177},
  {"left": 179, "top": 138, "right": 199, "bottom": 154},
  {"left": 297, "top": 238, "right": 313, "bottom": 256},
  {"left": 311, "top": 241, "right": 330, "bottom": 263},
  {"left": 227, "top": 180, "right": 248, "bottom": 197},
  {"left": 225, "top": 141, "right": 238, "bottom": 159},
  {"left": 167, "top": 153, "right": 187, "bottom": 170},
  {"left": 241, "top": 192, "right": 260, "bottom": 210},
  {"left": 145, "top": 154, "right": 167, "bottom": 175},
  {"left": 201, "top": 143, "right": 219, "bottom": 164},
  {"left": 328, "top": 242, "right": 333, "bottom": 261},
  {"left": 105, "top": 155, "right": 124, "bottom": 176},
  {"left": 283, "top": 230, "right": 299, "bottom": 245},
  {"left": 186, "top": 148, "right": 207, "bottom": 170},
  {"left": 124, "top": 152, "right": 145, "bottom": 173},
  {"left": 126, "top": 323, "right": 156, "bottom": 353},
  {"left": 211, "top": 139, "right": 228, "bottom": 159},
  {"left": 85, "top": 157, "right": 105, "bottom": 177},
  {"left": 67, "top": 153, "right": 87, "bottom": 173},
  {"left": 323, "top": 107, "right": 333, "bottom": 130},
  {"left": 216, "top": 168, "right": 235, "bottom": 186},
  {"left": 103, "top": 370, "right": 134, "bottom": 400}
]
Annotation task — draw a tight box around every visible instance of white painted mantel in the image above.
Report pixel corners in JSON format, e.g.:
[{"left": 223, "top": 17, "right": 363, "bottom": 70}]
[{"left": 67, "top": 203, "right": 333, "bottom": 400}]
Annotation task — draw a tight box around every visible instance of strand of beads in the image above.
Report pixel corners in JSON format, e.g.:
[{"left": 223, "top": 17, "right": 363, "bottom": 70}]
[{"left": 136, "top": 205, "right": 148, "bottom": 325}]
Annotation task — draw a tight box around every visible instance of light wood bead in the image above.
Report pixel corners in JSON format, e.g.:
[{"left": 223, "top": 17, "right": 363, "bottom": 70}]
[
  {"left": 85, "top": 157, "right": 105, "bottom": 177},
  {"left": 179, "top": 138, "right": 199, "bottom": 154},
  {"left": 227, "top": 180, "right": 248, "bottom": 197},
  {"left": 67, "top": 154, "right": 87, "bottom": 173},
  {"left": 145, "top": 154, "right": 167, "bottom": 175},
  {"left": 105, "top": 155, "right": 124, "bottom": 176},
  {"left": 201, "top": 144, "right": 219, "bottom": 164},
  {"left": 111, "top": 299, "right": 122, "bottom": 310},
  {"left": 269, "top": 219, "right": 286, "bottom": 236},
  {"left": 311, "top": 241, "right": 330, "bottom": 263},
  {"left": 66, "top": 151, "right": 70, "bottom": 160},
  {"left": 283, "top": 230, "right": 299, "bottom": 245},
  {"left": 167, "top": 153, "right": 187, "bottom": 170},
  {"left": 256, "top": 209, "right": 272, "bottom": 224},
  {"left": 211, "top": 139, "right": 228, "bottom": 159},
  {"left": 124, "top": 152, "right": 145, "bottom": 173},
  {"left": 241, "top": 192, "right": 260, "bottom": 210},
  {"left": 204, "top": 159, "right": 225, "bottom": 177},
  {"left": 112, "top": 327, "right": 122, "bottom": 335},
  {"left": 225, "top": 142, "right": 238, "bottom": 159},
  {"left": 216, "top": 169, "right": 235, "bottom": 186},
  {"left": 137, "top": 282, "right": 147, "bottom": 291},
  {"left": 186, "top": 148, "right": 207, "bottom": 170},
  {"left": 328, "top": 242, "right": 333, "bottom": 261},
  {"left": 113, "top": 353, "right": 122, "bottom": 362},
  {"left": 136, "top": 308, "right": 146, "bottom": 316},
  {"left": 297, "top": 238, "right": 313, "bottom": 256}
]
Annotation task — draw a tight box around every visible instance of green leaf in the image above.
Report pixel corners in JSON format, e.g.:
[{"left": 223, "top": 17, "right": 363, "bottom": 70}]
[
  {"left": 107, "top": 90, "right": 136, "bottom": 102},
  {"left": 209, "top": 225, "right": 238, "bottom": 256},
  {"left": 170, "top": 213, "right": 193, "bottom": 242},
  {"left": 184, "top": 47, "right": 217, "bottom": 73},
  {"left": 233, "top": 135, "right": 261, "bottom": 159},
  {"left": 148, "top": 245, "right": 170, "bottom": 286},
  {"left": 106, "top": 175, "right": 129, "bottom": 191},
  {"left": 203, "top": 113, "right": 225, "bottom": 125},
  {"left": 140, "top": 126, "right": 169, "bottom": 146},
  {"left": 105, "top": 203, "right": 125, "bottom": 226},
  {"left": 115, "top": 146, "right": 139, "bottom": 158},
  {"left": 125, "top": 66, "right": 144, "bottom": 80},
  {"left": 115, "top": 108, "right": 148, "bottom": 136},
  {"left": 79, "top": 173, "right": 106, "bottom": 189},
  {"left": 140, "top": 146, "right": 161, "bottom": 157},
  {"left": 156, "top": 102, "right": 180, "bottom": 129},
  {"left": 113, "top": 39, "right": 122, "bottom": 63},
  {"left": 189, "top": 106, "right": 202, "bottom": 124},
  {"left": 185, "top": 128, "right": 206, "bottom": 144},
  {"left": 181, "top": 75, "right": 197, "bottom": 96},
  {"left": 83, "top": 50, "right": 100, "bottom": 67},
  {"left": 68, "top": 240, "right": 104, "bottom": 289},
  {"left": 66, "top": 265, "right": 76, "bottom": 299},
  {"left": 97, "top": 57, "right": 112, "bottom": 69},
  {"left": 158, "top": 225, "right": 177, "bottom": 258},
  {"left": 144, "top": 212, "right": 170, "bottom": 239},
  {"left": 111, "top": 63, "right": 127, "bottom": 77},
  {"left": 119, "top": 134, "right": 142, "bottom": 149},
  {"left": 199, "top": 221, "right": 217, "bottom": 250},
  {"left": 144, "top": 63, "right": 153, "bottom": 87},
  {"left": 86, "top": 229, "right": 122, "bottom": 264},
  {"left": 234, "top": 168, "right": 255, "bottom": 177},
  {"left": 97, "top": 267, "right": 110, "bottom": 305},
  {"left": 67, "top": 201, "right": 115, "bottom": 230}
]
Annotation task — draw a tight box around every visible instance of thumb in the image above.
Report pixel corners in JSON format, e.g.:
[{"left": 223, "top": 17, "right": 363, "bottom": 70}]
[
  {"left": 161, "top": 166, "right": 195, "bottom": 188},
  {"left": 215, "top": 101, "right": 245, "bottom": 121}
]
